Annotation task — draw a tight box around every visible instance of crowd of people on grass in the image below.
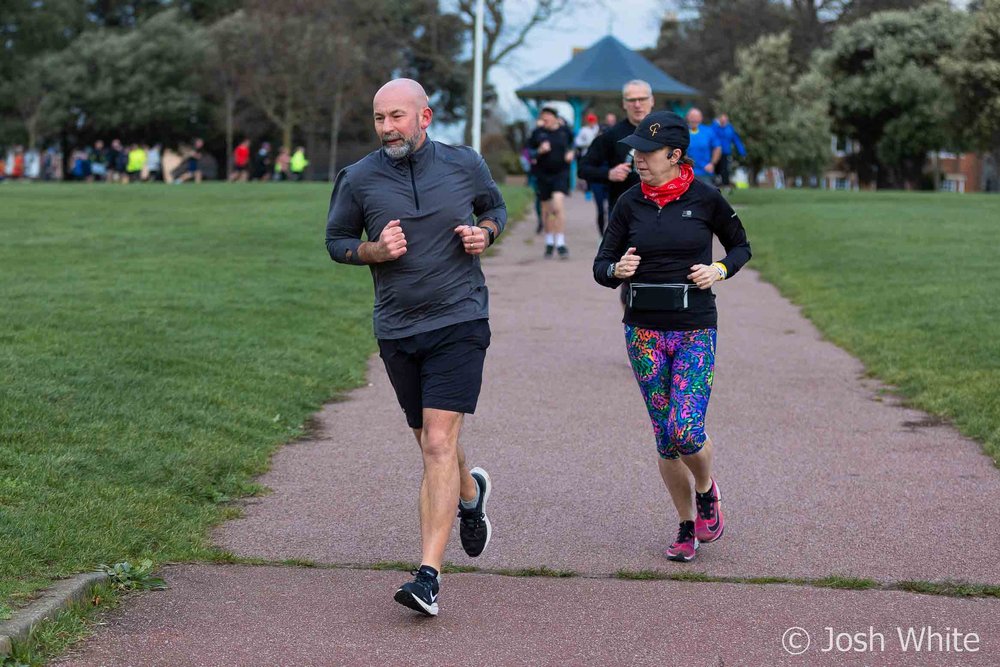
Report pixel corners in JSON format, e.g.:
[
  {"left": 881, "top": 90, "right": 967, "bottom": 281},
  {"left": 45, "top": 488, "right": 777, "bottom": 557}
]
[
  {"left": 0, "top": 138, "right": 310, "bottom": 184},
  {"left": 0, "top": 145, "right": 63, "bottom": 182}
]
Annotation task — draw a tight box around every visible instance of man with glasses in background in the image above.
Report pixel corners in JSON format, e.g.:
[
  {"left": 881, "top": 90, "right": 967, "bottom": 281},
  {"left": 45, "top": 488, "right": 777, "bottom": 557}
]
[{"left": 579, "top": 80, "right": 655, "bottom": 224}]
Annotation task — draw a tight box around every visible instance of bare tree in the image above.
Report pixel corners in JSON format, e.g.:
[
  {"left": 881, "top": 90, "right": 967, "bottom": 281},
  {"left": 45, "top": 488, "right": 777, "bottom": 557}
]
[
  {"left": 239, "top": 1, "right": 313, "bottom": 152},
  {"left": 207, "top": 11, "right": 253, "bottom": 175},
  {"left": 292, "top": 0, "right": 386, "bottom": 180},
  {"left": 455, "top": 0, "right": 572, "bottom": 144},
  {"left": 14, "top": 61, "right": 52, "bottom": 149}
]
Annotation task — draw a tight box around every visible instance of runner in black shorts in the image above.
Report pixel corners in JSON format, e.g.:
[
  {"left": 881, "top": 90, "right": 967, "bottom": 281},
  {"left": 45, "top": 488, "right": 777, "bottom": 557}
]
[
  {"left": 525, "top": 107, "right": 574, "bottom": 259},
  {"left": 535, "top": 170, "right": 569, "bottom": 202},
  {"left": 326, "top": 78, "right": 507, "bottom": 618}
]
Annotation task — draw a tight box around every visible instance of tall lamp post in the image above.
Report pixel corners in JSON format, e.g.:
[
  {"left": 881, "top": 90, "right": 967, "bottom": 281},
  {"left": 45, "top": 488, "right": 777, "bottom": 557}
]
[{"left": 471, "top": 0, "right": 485, "bottom": 154}]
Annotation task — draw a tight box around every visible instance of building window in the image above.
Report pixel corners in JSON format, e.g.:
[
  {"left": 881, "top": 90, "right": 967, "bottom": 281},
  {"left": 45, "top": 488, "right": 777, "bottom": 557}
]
[
  {"left": 833, "top": 135, "right": 850, "bottom": 156},
  {"left": 941, "top": 178, "right": 965, "bottom": 193}
]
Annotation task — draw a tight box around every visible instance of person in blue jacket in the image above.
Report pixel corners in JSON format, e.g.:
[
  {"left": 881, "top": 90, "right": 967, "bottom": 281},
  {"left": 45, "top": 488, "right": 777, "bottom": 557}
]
[
  {"left": 711, "top": 113, "right": 746, "bottom": 191},
  {"left": 685, "top": 108, "right": 721, "bottom": 186}
]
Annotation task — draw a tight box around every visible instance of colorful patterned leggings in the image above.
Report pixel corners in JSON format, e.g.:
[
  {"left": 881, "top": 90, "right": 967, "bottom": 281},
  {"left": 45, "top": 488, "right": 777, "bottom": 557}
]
[{"left": 625, "top": 325, "right": 717, "bottom": 460}]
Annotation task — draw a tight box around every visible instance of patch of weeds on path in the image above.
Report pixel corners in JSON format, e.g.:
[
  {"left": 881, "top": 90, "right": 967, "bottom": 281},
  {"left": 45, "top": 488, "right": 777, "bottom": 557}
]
[
  {"left": 206, "top": 551, "right": 272, "bottom": 566},
  {"left": 494, "top": 567, "right": 576, "bottom": 578},
  {"left": 367, "top": 561, "right": 421, "bottom": 572},
  {"left": 813, "top": 575, "right": 880, "bottom": 591},
  {"left": 740, "top": 576, "right": 800, "bottom": 585},
  {"left": 99, "top": 560, "right": 166, "bottom": 592},
  {"left": 896, "top": 580, "right": 1000, "bottom": 599},
  {"left": 615, "top": 569, "right": 999, "bottom": 600},
  {"left": 441, "top": 563, "right": 480, "bottom": 574},
  {"left": 663, "top": 571, "right": 715, "bottom": 583},
  {"left": 615, "top": 570, "right": 670, "bottom": 581}
]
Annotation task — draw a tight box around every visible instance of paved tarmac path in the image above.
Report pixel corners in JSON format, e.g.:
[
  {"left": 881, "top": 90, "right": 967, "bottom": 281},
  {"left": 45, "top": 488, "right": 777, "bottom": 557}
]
[{"left": 57, "top": 194, "right": 1000, "bottom": 666}]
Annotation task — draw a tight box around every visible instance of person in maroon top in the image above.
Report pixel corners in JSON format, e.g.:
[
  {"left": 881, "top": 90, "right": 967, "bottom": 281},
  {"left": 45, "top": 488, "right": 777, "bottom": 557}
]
[
  {"left": 593, "top": 111, "right": 751, "bottom": 563},
  {"left": 230, "top": 138, "right": 251, "bottom": 182}
]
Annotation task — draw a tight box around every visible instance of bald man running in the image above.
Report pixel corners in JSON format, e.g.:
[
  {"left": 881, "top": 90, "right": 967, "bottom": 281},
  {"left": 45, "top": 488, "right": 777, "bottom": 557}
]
[{"left": 326, "top": 78, "right": 507, "bottom": 617}]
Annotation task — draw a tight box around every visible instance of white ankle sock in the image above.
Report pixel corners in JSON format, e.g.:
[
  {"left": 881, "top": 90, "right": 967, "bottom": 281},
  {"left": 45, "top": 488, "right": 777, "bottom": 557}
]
[
  {"left": 556, "top": 234, "right": 566, "bottom": 247},
  {"left": 545, "top": 233, "right": 555, "bottom": 245}
]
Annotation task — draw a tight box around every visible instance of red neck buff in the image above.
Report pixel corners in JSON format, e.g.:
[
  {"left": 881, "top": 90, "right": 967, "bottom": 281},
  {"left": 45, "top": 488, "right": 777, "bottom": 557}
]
[{"left": 641, "top": 163, "right": 694, "bottom": 208}]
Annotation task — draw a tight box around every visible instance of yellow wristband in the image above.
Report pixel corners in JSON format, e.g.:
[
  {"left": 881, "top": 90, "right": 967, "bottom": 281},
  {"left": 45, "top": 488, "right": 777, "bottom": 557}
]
[{"left": 712, "top": 262, "right": 728, "bottom": 280}]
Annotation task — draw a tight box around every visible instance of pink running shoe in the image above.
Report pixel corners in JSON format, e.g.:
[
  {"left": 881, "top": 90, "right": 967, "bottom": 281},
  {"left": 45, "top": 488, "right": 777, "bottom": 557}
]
[
  {"left": 695, "top": 478, "right": 724, "bottom": 543},
  {"left": 665, "top": 521, "right": 699, "bottom": 562}
]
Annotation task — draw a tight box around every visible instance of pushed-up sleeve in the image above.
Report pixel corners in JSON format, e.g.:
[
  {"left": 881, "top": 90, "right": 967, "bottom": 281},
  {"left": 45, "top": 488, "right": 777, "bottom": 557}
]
[{"left": 471, "top": 154, "right": 507, "bottom": 237}]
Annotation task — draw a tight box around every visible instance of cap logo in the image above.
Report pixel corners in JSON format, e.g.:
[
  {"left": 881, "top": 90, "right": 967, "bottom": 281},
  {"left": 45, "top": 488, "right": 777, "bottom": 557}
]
[{"left": 649, "top": 123, "right": 661, "bottom": 137}]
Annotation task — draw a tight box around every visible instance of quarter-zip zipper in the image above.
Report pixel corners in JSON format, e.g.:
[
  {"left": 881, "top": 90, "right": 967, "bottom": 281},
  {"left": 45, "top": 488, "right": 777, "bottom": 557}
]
[{"left": 407, "top": 156, "right": 420, "bottom": 210}]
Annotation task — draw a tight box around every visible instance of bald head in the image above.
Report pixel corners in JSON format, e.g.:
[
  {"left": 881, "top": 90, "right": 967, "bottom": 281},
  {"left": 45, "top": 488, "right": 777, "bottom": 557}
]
[
  {"left": 374, "top": 78, "right": 429, "bottom": 110},
  {"left": 373, "top": 78, "right": 432, "bottom": 159},
  {"left": 686, "top": 108, "right": 703, "bottom": 129}
]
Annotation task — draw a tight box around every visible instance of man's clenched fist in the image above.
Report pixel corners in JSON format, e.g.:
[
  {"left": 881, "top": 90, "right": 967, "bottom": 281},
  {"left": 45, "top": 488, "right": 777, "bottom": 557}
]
[
  {"left": 375, "top": 219, "right": 407, "bottom": 261},
  {"left": 454, "top": 225, "right": 488, "bottom": 255}
]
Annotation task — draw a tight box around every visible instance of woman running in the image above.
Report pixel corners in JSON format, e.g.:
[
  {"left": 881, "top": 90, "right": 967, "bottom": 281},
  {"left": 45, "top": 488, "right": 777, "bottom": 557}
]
[{"left": 592, "top": 111, "right": 751, "bottom": 562}]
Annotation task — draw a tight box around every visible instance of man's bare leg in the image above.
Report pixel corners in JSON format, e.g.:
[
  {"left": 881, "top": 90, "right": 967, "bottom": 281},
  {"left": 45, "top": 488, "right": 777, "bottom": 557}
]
[
  {"left": 549, "top": 191, "right": 566, "bottom": 235},
  {"left": 541, "top": 199, "right": 554, "bottom": 234},
  {"left": 410, "top": 427, "right": 477, "bottom": 504},
  {"left": 413, "top": 408, "right": 475, "bottom": 571},
  {"left": 549, "top": 191, "right": 569, "bottom": 257}
]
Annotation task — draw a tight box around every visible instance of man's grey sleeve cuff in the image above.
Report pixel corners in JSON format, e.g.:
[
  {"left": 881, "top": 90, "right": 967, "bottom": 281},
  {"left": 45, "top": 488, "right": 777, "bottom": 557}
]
[
  {"left": 329, "top": 238, "right": 364, "bottom": 265},
  {"left": 478, "top": 209, "right": 507, "bottom": 234}
]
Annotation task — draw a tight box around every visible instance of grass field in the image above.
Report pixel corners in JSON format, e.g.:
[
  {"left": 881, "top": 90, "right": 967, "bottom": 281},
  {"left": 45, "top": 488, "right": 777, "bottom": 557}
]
[
  {"left": 0, "top": 182, "right": 531, "bottom": 617},
  {"left": 728, "top": 188, "right": 1000, "bottom": 464}
]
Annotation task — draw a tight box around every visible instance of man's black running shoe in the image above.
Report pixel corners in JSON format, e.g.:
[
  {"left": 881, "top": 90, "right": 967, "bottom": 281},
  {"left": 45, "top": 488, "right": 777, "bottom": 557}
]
[
  {"left": 458, "top": 467, "right": 492, "bottom": 557},
  {"left": 544, "top": 244, "right": 555, "bottom": 258},
  {"left": 394, "top": 566, "right": 440, "bottom": 616}
]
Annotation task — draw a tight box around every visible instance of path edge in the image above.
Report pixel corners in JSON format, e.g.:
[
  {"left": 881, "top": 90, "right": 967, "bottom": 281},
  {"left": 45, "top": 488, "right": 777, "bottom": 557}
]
[{"left": 0, "top": 571, "right": 108, "bottom": 657}]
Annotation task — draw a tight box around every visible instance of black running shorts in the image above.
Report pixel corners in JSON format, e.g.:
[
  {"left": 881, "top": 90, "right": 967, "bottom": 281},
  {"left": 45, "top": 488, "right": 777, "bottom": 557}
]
[
  {"left": 377, "top": 319, "right": 491, "bottom": 429},
  {"left": 535, "top": 171, "right": 569, "bottom": 201}
]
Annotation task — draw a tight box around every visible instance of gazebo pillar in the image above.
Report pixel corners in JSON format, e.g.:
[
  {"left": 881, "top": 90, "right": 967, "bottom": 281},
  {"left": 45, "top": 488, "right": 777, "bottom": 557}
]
[
  {"left": 522, "top": 98, "right": 541, "bottom": 119},
  {"left": 567, "top": 96, "right": 589, "bottom": 190}
]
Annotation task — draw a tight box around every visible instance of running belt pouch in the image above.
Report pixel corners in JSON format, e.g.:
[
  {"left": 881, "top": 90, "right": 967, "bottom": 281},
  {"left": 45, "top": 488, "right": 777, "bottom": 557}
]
[{"left": 628, "top": 283, "right": 689, "bottom": 311}]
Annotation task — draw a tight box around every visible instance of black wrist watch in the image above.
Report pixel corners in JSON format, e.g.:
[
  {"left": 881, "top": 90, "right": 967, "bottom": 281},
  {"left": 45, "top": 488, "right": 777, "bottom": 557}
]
[{"left": 478, "top": 225, "right": 496, "bottom": 246}]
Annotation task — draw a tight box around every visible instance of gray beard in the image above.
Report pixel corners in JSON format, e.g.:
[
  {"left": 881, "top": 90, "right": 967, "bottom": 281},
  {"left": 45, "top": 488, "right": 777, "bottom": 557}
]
[{"left": 383, "top": 132, "right": 422, "bottom": 159}]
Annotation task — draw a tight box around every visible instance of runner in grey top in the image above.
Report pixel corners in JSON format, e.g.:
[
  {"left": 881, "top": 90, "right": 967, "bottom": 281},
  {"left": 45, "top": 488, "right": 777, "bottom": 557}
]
[
  {"left": 324, "top": 78, "right": 505, "bottom": 618},
  {"left": 326, "top": 122, "right": 506, "bottom": 339}
]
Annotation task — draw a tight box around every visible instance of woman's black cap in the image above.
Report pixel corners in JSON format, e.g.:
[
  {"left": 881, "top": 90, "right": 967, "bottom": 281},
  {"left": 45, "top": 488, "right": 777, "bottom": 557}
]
[{"left": 619, "top": 111, "right": 689, "bottom": 152}]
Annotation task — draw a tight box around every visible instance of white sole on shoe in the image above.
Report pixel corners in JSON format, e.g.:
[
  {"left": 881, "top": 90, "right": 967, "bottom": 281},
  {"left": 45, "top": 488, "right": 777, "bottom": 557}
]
[
  {"left": 469, "top": 466, "right": 492, "bottom": 556},
  {"left": 665, "top": 539, "right": 700, "bottom": 562},
  {"left": 394, "top": 588, "right": 439, "bottom": 616}
]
